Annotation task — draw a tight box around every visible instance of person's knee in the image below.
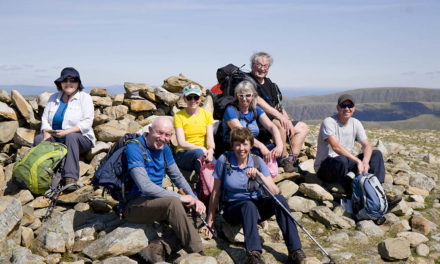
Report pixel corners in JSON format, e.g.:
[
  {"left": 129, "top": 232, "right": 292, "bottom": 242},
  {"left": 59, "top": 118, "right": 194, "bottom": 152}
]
[
  {"left": 295, "top": 121, "right": 309, "bottom": 135},
  {"left": 33, "top": 133, "right": 44, "bottom": 146},
  {"left": 333, "top": 155, "right": 350, "bottom": 167},
  {"left": 193, "top": 149, "right": 204, "bottom": 158},
  {"left": 274, "top": 194, "right": 288, "bottom": 207},
  {"left": 65, "top": 132, "right": 80, "bottom": 143},
  {"left": 273, "top": 119, "right": 284, "bottom": 131},
  {"left": 240, "top": 201, "right": 258, "bottom": 217},
  {"left": 167, "top": 197, "right": 185, "bottom": 216},
  {"left": 371, "top": 150, "right": 383, "bottom": 160},
  {"left": 273, "top": 119, "right": 286, "bottom": 137}
]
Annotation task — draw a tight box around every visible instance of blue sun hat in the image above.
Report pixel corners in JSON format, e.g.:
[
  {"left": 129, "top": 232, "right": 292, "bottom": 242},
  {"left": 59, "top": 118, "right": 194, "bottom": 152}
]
[
  {"left": 183, "top": 84, "right": 202, "bottom": 96},
  {"left": 54, "top": 67, "right": 84, "bottom": 90}
]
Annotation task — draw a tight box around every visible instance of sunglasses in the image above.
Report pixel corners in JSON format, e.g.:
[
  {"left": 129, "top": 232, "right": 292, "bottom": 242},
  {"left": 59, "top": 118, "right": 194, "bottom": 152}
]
[
  {"left": 339, "top": 103, "right": 354, "bottom": 109},
  {"left": 238, "top": 93, "right": 253, "bottom": 98},
  {"left": 62, "top": 77, "right": 79, "bottom": 83},
  {"left": 186, "top": 95, "right": 200, "bottom": 101}
]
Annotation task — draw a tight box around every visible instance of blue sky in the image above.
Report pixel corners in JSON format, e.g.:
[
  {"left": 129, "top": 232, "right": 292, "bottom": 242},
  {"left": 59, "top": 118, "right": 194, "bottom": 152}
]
[{"left": 0, "top": 0, "right": 439, "bottom": 96}]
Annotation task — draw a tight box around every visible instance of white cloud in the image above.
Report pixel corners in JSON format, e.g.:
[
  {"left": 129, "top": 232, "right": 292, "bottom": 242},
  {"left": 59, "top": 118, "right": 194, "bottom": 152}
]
[{"left": 0, "top": 64, "right": 23, "bottom": 71}]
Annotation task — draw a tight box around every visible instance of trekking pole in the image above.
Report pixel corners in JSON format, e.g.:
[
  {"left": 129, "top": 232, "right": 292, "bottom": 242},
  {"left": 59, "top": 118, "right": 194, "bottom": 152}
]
[
  {"left": 255, "top": 178, "right": 337, "bottom": 264},
  {"left": 178, "top": 189, "right": 218, "bottom": 238},
  {"left": 179, "top": 189, "right": 238, "bottom": 264},
  {"left": 42, "top": 189, "right": 61, "bottom": 222}
]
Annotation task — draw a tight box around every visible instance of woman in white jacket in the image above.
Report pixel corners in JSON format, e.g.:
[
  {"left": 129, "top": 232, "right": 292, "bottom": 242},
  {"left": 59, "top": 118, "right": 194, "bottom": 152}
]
[{"left": 34, "top": 67, "right": 95, "bottom": 192}]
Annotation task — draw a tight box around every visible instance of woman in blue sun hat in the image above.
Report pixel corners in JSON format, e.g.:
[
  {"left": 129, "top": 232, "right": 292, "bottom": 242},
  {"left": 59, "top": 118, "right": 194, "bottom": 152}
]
[{"left": 174, "top": 84, "right": 216, "bottom": 174}]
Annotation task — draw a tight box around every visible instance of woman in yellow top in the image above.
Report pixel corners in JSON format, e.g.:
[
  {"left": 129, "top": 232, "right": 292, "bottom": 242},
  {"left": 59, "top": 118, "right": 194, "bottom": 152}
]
[{"left": 174, "top": 84, "right": 215, "bottom": 174}]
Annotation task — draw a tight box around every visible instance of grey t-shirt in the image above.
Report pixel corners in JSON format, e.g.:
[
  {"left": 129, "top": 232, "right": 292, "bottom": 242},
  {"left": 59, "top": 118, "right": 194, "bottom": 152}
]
[{"left": 314, "top": 115, "right": 367, "bottom": 172}]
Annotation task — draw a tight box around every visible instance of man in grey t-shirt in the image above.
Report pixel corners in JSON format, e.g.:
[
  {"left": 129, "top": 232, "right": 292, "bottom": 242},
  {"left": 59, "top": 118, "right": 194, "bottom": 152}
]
[{"left": 314, "top": 94, "right": 385, "bottom": 193}]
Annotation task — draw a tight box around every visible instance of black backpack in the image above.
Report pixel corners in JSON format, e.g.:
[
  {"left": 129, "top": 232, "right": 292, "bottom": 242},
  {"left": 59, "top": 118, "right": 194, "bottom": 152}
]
[{"left": 213, "top": 64, "right": 257, "bottom": 120}]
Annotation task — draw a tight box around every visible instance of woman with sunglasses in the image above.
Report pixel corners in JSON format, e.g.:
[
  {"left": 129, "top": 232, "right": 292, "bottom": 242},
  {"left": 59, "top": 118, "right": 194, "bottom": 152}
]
[
  {"left": 204, "top": 127, "right": 306, "bottom": 264},
  {"left": 221, "top": 80, "right": 283, "bottom": 164},
  {"left": 34, "top": 67, "right": 95, "bottom": 192},
  {"left": 174, "top": 84, "right": 215, "bottom": 175}
]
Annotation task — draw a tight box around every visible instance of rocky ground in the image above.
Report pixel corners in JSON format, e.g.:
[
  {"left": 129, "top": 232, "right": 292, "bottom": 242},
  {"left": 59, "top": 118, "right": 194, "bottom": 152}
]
[{"left": 0, "top": 76, "right": 439, "bottom": 263}]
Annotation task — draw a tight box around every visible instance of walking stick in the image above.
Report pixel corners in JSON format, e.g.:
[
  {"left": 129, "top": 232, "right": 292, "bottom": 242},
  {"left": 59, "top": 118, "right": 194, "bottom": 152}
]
[
  {"left": 179, "top": 189, "right": 238, "bottom": 264},
  {"left": 255, "top": 178, "right": 337, "bottom": 264}
]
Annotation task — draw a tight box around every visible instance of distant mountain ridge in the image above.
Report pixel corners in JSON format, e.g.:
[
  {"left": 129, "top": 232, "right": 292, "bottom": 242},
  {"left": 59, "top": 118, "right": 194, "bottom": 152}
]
[
  {"left": 284, "top": 87, "right": 440, "bottom": 104},
  {"left": 283, "top": 87, "right": 440, "bottom": 127}
]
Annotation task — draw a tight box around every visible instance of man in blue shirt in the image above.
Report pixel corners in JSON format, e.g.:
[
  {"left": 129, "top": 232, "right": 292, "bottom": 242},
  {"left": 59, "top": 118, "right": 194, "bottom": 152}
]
[{"left": 124, "top": 116, "right": 206, "bottom": 263}]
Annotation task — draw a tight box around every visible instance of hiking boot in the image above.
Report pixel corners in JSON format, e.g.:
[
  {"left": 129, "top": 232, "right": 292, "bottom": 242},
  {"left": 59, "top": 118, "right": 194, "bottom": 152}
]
[
  {"left": 386, "top": 195, "right": 402, "bottom": 211},
  {"left": 279, "top": 158, "right": 298, "bottom": 173},
  {"left": 139, "top": 240, "right": 165, "bottom": 263},
  {"left": 288, "top": 248, "right": 306, "bottom": 264},
  {"left": 63, "top": 177, "right": 79, "bottom": 193},
  {"left": 246, "top": 250, "right": 264, "bottom": 264}
]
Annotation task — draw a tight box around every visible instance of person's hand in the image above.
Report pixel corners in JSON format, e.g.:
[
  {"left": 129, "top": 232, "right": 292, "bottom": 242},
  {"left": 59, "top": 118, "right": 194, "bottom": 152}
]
[
  {"left": 180, "top": 194, "right": 196, "bottom": 207},
  {"left": 194, "top": 199, "right": 206, "bottom": 215},
  {"left": 271, "top": 145, "right": 283, "bottom": 159},
  {"left": 260, "top": 146, "right": 271, "bottom": 163},
  {"left": 180, "top": 195, "right": 206, "bottom": 215},
  {"left": 246, "top": 167, "right": 260, "bottom": 180},
  {"left": 277, "top": 115, "right": 291, "bottom": 131},
  {"left": 204, "top": 148, "right": 214, "bottom": 163},
  {"left": 201, "top": 221, "right": 216, "bottom": 239},
  {"left": 356, "top": 161, "right": 365, "bottom": 175},
  {"left": 201, "top": 147, "right": 208, "bottom": 154},
  {"left": 286, "top": 121, "right": 297, "bottom": 137},
  {"left": 361, "top": 161, "right": 370, "bottom": 175},
  {"left": 51, "top": 129, "right": 68, "bottom": 138},
  {"left": 43, "top": 131, "right": 52, "bottom": 141}
]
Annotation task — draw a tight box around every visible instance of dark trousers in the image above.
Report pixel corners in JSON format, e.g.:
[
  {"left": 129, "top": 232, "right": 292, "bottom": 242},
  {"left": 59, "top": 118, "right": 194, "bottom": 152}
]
[
  {"left": 124, "top": 196, "right": 203, "bottom": 254},
  {"left": 222, "top": 195, "right": 302, "bottom": 252},
  {"left": 175, "top": 149, "right": 216, "bottom": 175},
  {"left": 317, "top": 150, "right": 385, "bottom": 195},
  {"left": 34, "top": 132, "right": 92, "bottom": 180},
  {"left": 175, "top": 149, "right": 204, "bottom": 174}
]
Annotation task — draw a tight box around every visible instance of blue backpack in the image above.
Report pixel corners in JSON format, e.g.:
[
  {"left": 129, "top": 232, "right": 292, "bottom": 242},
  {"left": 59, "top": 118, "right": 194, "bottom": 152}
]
[
  {"left": 352, "top": 173, "right": 388, "bottom": 223},
  {"left": 92, "top": 133, "right": 146, "bottom": 204}
]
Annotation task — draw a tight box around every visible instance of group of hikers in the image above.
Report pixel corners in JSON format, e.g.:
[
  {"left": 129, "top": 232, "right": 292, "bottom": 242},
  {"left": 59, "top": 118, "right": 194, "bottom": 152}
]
[{"left": 35, "top": 51, "right": 402, "bottom": 264}]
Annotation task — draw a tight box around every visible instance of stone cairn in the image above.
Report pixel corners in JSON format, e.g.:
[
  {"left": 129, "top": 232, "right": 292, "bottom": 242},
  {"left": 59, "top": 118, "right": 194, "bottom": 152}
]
[{"left": 0, "top": 73, "right": 439, "bottom": 263}]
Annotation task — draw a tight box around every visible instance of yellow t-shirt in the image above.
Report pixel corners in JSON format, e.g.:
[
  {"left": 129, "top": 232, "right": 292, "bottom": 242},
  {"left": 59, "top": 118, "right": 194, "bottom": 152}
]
[{"left": 174, "top": 108, "right": 214, "bottom": 153}]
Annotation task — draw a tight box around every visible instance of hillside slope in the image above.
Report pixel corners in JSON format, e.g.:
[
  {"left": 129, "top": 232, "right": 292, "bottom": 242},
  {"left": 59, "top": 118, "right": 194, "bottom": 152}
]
[{"left": 283, "top": 87, "right": 440, "bottom": 124}]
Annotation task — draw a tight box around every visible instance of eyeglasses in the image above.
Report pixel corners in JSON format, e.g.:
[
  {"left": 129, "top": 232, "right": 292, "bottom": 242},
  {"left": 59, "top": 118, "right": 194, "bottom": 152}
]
[
  {"left": 238, "top": 93, "right": 253, "bottom": 98},
  {"left": 255, "top": 63, "right": 270, "bottom": 70},
  {"left": 339, "top": 103, "right": 354, "bottom": 109},
  {"left": 62, "top": 77, "right": 79, "bottom": 83},
  {"left": 186, "top": 95, "right": 200, "bottom": 101},
  {"left": 152, "top": 129, "right": 173, "bottom": 138}
]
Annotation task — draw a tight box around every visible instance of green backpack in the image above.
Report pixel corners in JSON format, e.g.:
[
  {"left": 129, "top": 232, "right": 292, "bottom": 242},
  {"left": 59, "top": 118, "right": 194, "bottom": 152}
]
[{"left": 13, "top": 141, "right": 68, "bottom": 195}]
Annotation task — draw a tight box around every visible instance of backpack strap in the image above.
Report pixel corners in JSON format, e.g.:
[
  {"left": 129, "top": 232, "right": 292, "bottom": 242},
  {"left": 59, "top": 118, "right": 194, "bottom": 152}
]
[
  {"left": 359, "top": 175, "right": 369, "bottom": 210},
  {"left": 126, "top": 135, "right": 148, "bottom": 163},
  {"left": 247, "top": 154, "right": 262, "bottom": 192},
  {"left": 219, "top": 151, "right": 231, "bottom": 203},
  {"left": 251, "top": 154, "right": 260, "bottom": 170},
  {"left": 231, "top": 104, "right": 258, "bottom": 128}
]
